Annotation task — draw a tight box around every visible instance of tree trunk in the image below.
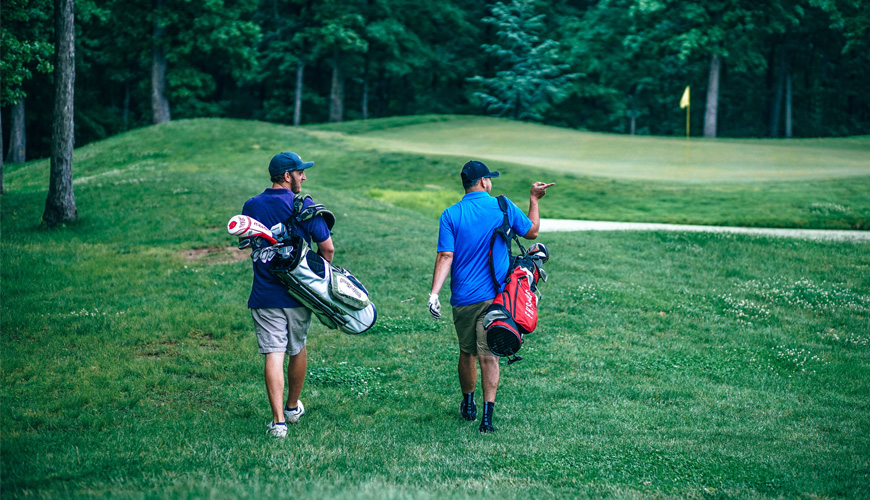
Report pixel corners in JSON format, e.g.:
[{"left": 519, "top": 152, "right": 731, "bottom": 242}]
[
  {"left": 785, "top": 67, "right": 793, "bottom": 138},
  {"left": 361, "top": 0, "right": 371, "bottom": 120},
  {"left": 361, "top": 55, "right": 369, "bottom": 120},
  {"left": 769, "top": 47, "right": 784, "bottom": 138},
  {"left": 293, "top": 61, "right": 304, "bottom": 126},
  {"left": 151, "top": 0, "right": 171, "bottom": 124},
  {"left": 328, "top": 53, "right": 344, "bottom": 123},
  {"left": 811, "top": 52, "right": 827, "bottom": 135},
  {"left": 378, "top": 76, "right": 387, "bottom": 117},
  {"left": 703, "top": 53, "right": 720, "bottom": 138},
  {"left": 43, "top": 0, "right": 77, "bottom": 226},
  {"left": 1, "top": 107, "right": 4, "bottom": 195},
  {"left": 630, "top": 89, "right": 637, "bottom": 135},
  {"left": 123, "top": 81, "right": 131, "bottom": 130},
  {"left": 6, "top": 99, "right": 26, "bottom": 163},
  {"left": 362, "top": 77, "right": 369, "bottom": 120}
]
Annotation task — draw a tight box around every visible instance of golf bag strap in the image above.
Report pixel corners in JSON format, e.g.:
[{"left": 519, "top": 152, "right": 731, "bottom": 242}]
[
  {"left": 489, "top": 195, "right": 526, "bottom": 292},
  {"left": 287, "top": 194, "right": 336, "bottom": 232}
]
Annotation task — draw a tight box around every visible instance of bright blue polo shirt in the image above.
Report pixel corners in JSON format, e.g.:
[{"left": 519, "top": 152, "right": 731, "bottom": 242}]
[
  {"left": 242, "top": 188, "right": 331, "bottom": 309},
  {"left": 437, "top": 191, "right": 532, "bottom": 307}
]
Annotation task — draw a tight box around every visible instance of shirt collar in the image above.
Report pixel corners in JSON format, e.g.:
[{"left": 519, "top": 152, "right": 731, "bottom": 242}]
[{"left": 462, "top": 191, "right": 490, "bottom": 201}]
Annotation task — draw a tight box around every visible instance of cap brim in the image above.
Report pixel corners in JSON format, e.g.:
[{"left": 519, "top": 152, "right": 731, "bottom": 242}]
[
  {"left": 298, "top": 161, "right": 315, "bottom": 170},
  {"left": 485, "top": 171, "right": 500, "bottom": 178}
]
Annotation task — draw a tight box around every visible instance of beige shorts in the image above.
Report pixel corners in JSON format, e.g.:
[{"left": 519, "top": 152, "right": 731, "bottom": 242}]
[
  {"left": 251, "top": 307, "right": 312, "bottom": 356},
  {"left": 452, "top": 299, "right": 495, "bottom": 357}
]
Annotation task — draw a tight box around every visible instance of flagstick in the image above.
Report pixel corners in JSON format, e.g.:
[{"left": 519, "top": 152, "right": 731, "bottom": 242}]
[
  {"left": 685, "top": 102, "right": 690, "bottom": 165},
  {"left": 679, "top": 85, "right": 691, "bottom": 165}
]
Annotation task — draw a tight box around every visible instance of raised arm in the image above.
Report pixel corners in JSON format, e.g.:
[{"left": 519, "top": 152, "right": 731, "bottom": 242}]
[{"left": 523, "top": 182, "right": 555, "bottom": 239}]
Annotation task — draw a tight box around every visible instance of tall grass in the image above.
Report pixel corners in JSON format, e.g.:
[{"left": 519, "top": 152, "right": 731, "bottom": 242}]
[{"left": 2, "top": 118, "right": 868, "bottom": 499}]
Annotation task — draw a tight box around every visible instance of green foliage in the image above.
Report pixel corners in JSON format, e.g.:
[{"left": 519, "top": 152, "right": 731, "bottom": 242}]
[
  {"left": 8, "top": 0, "right": 870, "bottom": 161},
  {"left": 315, "top": 12, "right": 368, "bottom": 56},
  {"left": 2, "top": 119, "right": 869, "bottom": 498},
  {"left": 162, "top": 0, "right": 262, "bottom": 116},
  {"left": 468, "top": 0, "right": 577, "bottom": 121},
  {"left": 252, "top": 0, "right": 432, "bottom": 124},
  {"left": 0, "top": 0, "right": 54, "bottom": 106}
]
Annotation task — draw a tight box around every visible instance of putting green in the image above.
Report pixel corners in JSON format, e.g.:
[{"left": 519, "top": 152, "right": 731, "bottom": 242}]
[{"left": 348, "top": 116, "right": 870, "bottom": 182}]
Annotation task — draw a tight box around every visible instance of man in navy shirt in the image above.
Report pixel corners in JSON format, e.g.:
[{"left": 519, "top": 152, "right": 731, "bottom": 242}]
[
  {"left": 429, "top": 160, "right": 554, "bottom": 433},
  {"left": 242, "top": 152, "right": 334, "bottom": 438}
]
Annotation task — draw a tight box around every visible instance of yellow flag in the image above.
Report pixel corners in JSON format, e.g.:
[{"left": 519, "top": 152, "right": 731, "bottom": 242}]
[{"left": 680, "top": 86, "right": 690, "bottom": 108}]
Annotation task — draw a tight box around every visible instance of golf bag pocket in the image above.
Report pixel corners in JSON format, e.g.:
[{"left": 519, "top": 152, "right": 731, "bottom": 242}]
[
  {"left": 484, "top": 305, "right": 523, "bottom": 357},
  {"left": 495, "top": 264, "right": 539, "bottom": 334},
  {"left": 269, "top": 239, "right": 377, "bottom": 335},
  {"left": 304, "top": 250, "right": 327, "bottom": 278},
  {"left": 329, "top": 266, "right": 370, "bottom": 310}
]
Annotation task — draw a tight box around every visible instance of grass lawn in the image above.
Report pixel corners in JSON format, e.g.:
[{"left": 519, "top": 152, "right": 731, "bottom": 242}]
[
  {"left": 1, "top": 118, "right": 868, "bottom": 498},
  {"left": 312, "top": 115, "right": 870, "bottom": 182},
  {"left": 320, "top": 116, "right": 870, "bottom": 229}
]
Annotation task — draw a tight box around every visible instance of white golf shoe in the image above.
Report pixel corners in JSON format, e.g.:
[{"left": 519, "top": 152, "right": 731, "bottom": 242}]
[
  {"left": 266, "top": 421, "right": 287, "bottom": 438},
  {"left": 283, "top": 400, "right": 305, "bottom": 424}
]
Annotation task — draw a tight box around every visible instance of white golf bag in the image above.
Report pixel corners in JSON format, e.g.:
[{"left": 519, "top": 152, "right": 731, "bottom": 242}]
[
  {"left": 228, "top": 212, "right": 377, "bottom": 335},
  {"left": 268, "top": 234, "right": 377, "bottom": 335}
]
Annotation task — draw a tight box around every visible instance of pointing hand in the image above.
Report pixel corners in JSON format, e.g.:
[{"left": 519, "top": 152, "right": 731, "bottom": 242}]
[{"left": 531, "top": 182, "right": 555, "bottom": 199}]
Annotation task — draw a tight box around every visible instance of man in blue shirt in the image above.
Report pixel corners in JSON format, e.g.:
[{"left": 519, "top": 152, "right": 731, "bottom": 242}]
[
  {"left": 429, "top": 160, "right": 554, "bottom": 433},
  {"left": 242, "top": 152, "right": 334, "bottom": 438}
]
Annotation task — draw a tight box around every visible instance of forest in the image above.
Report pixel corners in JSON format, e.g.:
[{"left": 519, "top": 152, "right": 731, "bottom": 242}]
[{"left": 3, "top": 0, "right": 869, "bottom": 162}]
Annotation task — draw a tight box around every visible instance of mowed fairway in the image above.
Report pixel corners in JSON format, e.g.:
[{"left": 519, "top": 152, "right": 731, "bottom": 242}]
[
  {"left": 1, "top": 118, "right": 868, "bottom": 499},
  {"left": 328, "top": 115, "right": 870, "bottom": 182},
  {"left": 310, "top": 116, "right": 870, "bottom": 229}
]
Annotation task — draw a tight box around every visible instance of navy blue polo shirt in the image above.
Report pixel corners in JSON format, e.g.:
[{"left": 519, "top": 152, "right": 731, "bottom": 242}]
[
  {"left": 437, "top": 191, "right": 532, "bottom": 307},
  {"left": 242, "top": 188, "right": 331, "bottom": 309}
]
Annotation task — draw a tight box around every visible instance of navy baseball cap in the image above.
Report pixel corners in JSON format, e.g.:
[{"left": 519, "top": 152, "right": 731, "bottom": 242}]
[
  {"left": 461, "top": 160, "right": 500, "bottom": 188},
  {"left": 269, "top": 152, "right": 314, "bottom": 176}
]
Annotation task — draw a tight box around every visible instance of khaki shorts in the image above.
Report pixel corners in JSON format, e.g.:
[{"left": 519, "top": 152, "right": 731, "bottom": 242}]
[
  {"left": 452, "top": 299, "right": 495, "bottom": 357},
  {"left": 251, "top": 307, "right": 312, "bottom": 356}
]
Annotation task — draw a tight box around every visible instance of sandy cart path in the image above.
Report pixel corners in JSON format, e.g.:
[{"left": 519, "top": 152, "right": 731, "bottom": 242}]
[{"left": 539, "top": 219, "right": 869, "bottom": 242}]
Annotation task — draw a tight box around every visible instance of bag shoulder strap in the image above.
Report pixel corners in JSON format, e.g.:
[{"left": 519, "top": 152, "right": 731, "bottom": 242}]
[
  {"left": 285, "top": 193, "right": 336, "bottom": 232},
  {"left": 489, "top": 195, "right": 526, "bottom": 291}
]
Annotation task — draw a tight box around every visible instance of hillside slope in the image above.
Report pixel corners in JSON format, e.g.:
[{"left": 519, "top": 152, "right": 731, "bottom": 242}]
[
  {"left": 1, "top": 118, "right": 868, "bottom": 499},
  {"left": 3, "top": 117, "right": 868, "bottom": 229}
]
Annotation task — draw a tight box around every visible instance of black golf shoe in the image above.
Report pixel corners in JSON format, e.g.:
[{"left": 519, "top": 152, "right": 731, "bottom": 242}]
[
  {"left": 460, "top": 399, "right": 477, "bottom": 421},
  {"left": 479, "top": 401, "right": 495, "bottom": 433},
  {"left": 478, "top": 420, "right": 495, "bottom": 434}
]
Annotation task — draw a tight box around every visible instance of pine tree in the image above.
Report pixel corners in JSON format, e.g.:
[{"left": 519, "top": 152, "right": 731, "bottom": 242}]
[{"left": 468, "top": 0, "right": 576, "bottom": 121}]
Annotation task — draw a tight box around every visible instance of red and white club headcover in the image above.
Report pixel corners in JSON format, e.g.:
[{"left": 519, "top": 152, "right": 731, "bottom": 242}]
[{"left": 227, "top": 215, "right": 278, "bottom": 245}]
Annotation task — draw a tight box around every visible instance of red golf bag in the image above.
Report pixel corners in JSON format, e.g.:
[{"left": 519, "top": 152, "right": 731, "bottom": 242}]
[{"left": 483, "top": 196, "right": 549, "bottom": 363}]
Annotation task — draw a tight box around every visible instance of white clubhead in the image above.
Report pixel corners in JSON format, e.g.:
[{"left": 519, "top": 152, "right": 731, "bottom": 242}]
[{"left": 227, "top": 215, "right": 278, "bottom": 245}]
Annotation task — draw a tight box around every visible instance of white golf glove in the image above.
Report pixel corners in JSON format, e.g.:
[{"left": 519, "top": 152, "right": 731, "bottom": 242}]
[{"left": 428, "top": 293, "right": 442, "bottom": 320}]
